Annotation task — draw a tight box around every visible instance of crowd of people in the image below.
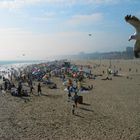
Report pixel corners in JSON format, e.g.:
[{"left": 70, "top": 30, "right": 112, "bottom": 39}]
[
  {"left": 1, "top": 60, "right": 137, "bottom": 116},
  {"left": 0, "top": 60, "right": 96, "bottom": 116},
  {"left": 0, "top": 60, "right": 93, "bottom": 95}
]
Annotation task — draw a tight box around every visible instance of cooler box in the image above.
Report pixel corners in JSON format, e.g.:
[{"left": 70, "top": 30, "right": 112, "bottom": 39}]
[{"left": 78, "top": 96, "right": 83, "bottom": 104}]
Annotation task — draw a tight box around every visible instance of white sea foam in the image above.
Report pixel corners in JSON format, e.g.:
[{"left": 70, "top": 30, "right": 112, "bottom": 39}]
[{"left": 0, "top": 62, "right": 34, "bottom": 83}]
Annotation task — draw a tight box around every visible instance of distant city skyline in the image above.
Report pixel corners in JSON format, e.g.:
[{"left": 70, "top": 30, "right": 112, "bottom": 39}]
[
  {"left": 53, "top": 46, "right": 134, "bottom": 60},
  {"left": 0, "top": 0, "right": 139, "bottom": 60}
]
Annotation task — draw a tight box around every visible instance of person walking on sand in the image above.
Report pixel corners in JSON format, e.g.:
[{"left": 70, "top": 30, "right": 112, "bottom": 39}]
[
  {"left": 30, "top": 85, "right": 34, "bottom": 94},
  {"left": 72, "top": 104, "right": 75, "bottom": 115},
  {"left": 37, "top": 83, "right": 42, "bottom": 96},
  {"left": 73, "top": 92, "right": 79, "bottom": 107}
]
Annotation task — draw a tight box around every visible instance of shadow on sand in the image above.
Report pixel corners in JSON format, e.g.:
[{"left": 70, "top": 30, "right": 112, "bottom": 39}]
[
  {"left": 74, "top": 114, "right": 84, "bottom": 118},
  {"left": 79, "top": 107, "right": 94, "bottom": 112},
  {"left": 81, "top": 103, "right": 91, "bottom": 106},
  {"left": 13, "top": 95, "right": 31, "bottom": 103},
  {"left": 34, "top": 93, "right": 63, "bottom": 99}
]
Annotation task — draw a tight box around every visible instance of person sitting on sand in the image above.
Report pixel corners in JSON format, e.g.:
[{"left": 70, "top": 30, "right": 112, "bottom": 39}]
[
  {"left": 80, "top": 84, "right": 93, "bottom": 91},
  {"left": 102, "top": 77, "right": 112, "bottom": 80},
  {"left": 48, "top": 83, "right": 57, "bottom": 89}
]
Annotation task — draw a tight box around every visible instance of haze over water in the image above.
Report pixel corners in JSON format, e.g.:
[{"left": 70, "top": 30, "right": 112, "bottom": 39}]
[{"left": 0, "top": 0, "right": 139, "bottom": 60}]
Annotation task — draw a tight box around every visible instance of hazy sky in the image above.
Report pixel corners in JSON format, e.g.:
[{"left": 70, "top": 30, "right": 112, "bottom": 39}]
[{"left": 0, "top": 0, "right": 139, "bottom": 60}]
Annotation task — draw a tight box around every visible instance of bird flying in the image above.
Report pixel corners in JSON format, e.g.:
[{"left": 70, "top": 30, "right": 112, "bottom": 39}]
[{"left": 125, "top": 15, "right": 140, "bottom": 58}]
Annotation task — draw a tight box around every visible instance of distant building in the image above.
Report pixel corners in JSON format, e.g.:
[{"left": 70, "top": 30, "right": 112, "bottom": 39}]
[
  {"left": 126, "top": 47, "right": 134, "bottom": 59},
  {"left": 57, "top": 47, "right": 135, "bottom": 60},
  {"left": 126, "top": 47, "right": 133, "bottom": 52}
]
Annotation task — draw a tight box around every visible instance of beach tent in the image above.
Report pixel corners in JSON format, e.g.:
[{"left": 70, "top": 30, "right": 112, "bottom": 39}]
[
  {"left": 63, "top": 61, "right": 71, "bottom": 68},
  {"left": 71, "top": 66, "right": 78, "bottom": 72}
]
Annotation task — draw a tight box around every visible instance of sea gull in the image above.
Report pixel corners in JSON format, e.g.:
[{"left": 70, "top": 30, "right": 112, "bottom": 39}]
[{"left": 125, "top": 15, "right": 140, "bottom": 58}]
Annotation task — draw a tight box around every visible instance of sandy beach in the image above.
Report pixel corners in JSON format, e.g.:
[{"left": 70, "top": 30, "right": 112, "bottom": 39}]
[{"left": 0, "top": 59, "right": 140, "bottom": 140}]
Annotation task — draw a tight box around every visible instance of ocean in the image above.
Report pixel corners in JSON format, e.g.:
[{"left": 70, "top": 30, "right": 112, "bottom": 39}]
[
  {"left": 0, "top": 60, "right": 41, "bottom": 66},
  {"left": 0, "top": 60, "right": 42, "bottom": 80}
]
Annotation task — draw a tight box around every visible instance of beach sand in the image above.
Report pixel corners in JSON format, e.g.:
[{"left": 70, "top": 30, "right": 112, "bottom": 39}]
[{"left": 0, "top": 59, "right": 140, "bottom": 140}]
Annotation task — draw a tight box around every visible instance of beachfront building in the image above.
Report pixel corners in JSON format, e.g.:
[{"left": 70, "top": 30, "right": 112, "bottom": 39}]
[{"left": 125, "top": 47, "right": 134, "bottom": 59}]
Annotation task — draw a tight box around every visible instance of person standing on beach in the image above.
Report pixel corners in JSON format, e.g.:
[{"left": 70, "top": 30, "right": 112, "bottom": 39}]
[
  {"left": 0, "top": 85, "right": 3, "bottom": 93},
  {"left": 18, "top": 81, "right": 22, "bottom": 96},
  {"left": 30, "top": 85, "right": 34, "bottom": 94},
  {"left": 4, "top": 81, "right": 8, "bottom": 91},
  {"left": 37, "top": 83, "right": 42, "bottom": 96},
  {"left": 67, "top": 86, "right": 71, "bottom": 101}
]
